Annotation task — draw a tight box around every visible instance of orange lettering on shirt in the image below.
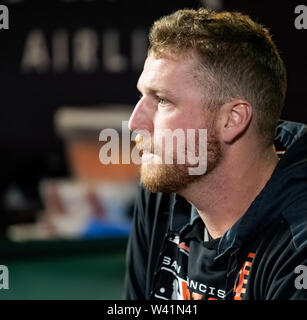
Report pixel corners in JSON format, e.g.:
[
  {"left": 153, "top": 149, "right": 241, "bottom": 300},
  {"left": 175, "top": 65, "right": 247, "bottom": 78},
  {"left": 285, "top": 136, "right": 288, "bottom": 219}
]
[
  {"left": 192, "top": 292, "right": 203, "bottom": 300},
  {"left": 233, "top": 252, "right": 255, "bottom": 300},
  {"left": 181, "top": 281, "right": 191, "bottom": 300}
]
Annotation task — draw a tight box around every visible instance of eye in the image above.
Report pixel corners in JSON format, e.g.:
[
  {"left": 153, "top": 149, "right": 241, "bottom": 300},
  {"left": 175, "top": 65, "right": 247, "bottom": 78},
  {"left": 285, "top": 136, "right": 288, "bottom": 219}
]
[{"left": 158, "top": 97, "right": 168, "bottom": 106}]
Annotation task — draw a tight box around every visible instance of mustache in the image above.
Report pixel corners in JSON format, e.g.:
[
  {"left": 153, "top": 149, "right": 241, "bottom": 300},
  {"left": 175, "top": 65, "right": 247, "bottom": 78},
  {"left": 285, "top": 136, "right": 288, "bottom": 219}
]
[{"left": 135, "top": 133, "right": 155, "bottom": 154}]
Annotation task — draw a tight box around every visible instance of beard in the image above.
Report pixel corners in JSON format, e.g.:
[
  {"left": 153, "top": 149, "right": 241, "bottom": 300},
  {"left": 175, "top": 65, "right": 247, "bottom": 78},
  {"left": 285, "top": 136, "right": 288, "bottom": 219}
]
[{"left": 137, "top": 128, "right": 222, "bottom": 193}]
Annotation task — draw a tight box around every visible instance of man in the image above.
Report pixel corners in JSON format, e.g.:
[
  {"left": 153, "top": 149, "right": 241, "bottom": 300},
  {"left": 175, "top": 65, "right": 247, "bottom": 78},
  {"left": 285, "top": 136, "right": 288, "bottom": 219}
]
[{"left": 124, "top": 8, "right": 307, "bottom": 300}]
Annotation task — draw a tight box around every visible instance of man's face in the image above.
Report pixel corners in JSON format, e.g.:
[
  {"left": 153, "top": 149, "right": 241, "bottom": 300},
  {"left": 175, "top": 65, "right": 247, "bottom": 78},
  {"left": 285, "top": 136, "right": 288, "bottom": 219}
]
[{"left": 128, "top": 52, "right": 221, "bottom": 193}]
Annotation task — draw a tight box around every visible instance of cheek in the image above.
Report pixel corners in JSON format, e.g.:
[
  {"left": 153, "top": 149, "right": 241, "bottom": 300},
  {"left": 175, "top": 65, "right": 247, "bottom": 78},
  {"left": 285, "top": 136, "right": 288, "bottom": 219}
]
[
  {"left": 154, "top": 119, "right": 177, "bottom": 132},
  {"left": 154, "top": 112, "right": 204, "bottom": 131},
  {"left": 152, "top": 105, "right": 208, "bottom": 155},
  {"left": 153, "top": 116, "right": 184, "bottom": 153}
]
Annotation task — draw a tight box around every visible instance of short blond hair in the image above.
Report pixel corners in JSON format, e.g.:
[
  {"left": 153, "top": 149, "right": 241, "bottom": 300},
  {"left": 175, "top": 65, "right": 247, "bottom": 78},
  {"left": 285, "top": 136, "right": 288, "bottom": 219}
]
[{"left": 149, "top": 8, "right": 287, "bottom": 146}]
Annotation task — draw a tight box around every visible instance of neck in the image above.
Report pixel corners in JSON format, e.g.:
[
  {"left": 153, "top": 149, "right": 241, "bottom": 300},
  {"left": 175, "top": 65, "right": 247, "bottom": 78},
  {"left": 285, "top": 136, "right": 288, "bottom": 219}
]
[{"left": 178, "top": 145, "right": 279, "bottom": 239}]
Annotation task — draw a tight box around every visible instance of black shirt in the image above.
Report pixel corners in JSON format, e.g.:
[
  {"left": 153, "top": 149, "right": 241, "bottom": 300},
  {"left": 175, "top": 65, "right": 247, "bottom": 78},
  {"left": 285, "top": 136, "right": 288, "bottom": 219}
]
[{"left": 152, "top": 212, "right": 227, "bottom": 300}]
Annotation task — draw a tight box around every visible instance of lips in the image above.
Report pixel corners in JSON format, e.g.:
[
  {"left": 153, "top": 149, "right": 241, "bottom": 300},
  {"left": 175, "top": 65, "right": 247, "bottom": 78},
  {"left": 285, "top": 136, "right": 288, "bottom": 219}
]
[
  {"left": 141, "top": 151, "right": 155, "bottom": 162},
  {"left": 137, "top": 144, "right": 154, "bottom": 163},
  {"left": 135, "top": 134, "right": 163, "bottom": 164},
  {"left": 135, "top": 135, "right": 153, "bottom": 155}
]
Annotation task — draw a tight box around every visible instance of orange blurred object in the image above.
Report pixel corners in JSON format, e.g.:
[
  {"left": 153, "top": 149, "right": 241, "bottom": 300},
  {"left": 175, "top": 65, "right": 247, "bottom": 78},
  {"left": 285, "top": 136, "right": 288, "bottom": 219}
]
[
  {"left": 67, "top": 140, "right": 139, "bottom": 181},
  {"left": 55, "top": 105, "right": 140, "bottom": 182}
]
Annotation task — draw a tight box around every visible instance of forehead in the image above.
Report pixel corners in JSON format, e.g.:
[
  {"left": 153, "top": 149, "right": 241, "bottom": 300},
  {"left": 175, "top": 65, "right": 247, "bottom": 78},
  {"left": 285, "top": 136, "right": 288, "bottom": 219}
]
[{"left": 137, "top": 52, "right": 201, "bottom": 93}]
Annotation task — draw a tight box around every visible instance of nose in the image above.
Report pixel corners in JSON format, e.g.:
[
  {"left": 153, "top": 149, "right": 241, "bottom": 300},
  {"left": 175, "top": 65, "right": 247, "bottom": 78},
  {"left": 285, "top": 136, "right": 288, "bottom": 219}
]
[{"left": 128, "top": 97, "right": 153, "bottom": 134}]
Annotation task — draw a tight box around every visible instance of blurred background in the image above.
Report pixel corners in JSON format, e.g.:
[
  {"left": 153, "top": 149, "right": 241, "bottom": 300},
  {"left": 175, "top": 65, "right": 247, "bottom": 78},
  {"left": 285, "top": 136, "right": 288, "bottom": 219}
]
[{"left": 0, "top": 0, "right": 306, "bottom": 299}]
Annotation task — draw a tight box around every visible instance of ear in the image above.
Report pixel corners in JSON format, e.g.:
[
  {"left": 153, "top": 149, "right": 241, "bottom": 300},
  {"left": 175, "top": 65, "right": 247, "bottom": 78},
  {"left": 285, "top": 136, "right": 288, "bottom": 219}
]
[{"left": 218, "top": 100, "right": 253, "bottom": 144}]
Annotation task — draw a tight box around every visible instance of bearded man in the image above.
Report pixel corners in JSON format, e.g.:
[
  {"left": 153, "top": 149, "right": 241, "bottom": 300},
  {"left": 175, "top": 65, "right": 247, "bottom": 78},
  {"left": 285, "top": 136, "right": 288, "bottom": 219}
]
[{"left": 124, "top": 8, "right": 307, "bottom": 300}]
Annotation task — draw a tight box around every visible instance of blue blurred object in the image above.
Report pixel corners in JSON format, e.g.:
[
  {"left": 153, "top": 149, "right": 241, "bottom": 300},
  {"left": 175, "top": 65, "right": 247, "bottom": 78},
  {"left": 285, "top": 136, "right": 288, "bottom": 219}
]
[{"left": 82, "top": 218, "right": 132, "bottom": 239}]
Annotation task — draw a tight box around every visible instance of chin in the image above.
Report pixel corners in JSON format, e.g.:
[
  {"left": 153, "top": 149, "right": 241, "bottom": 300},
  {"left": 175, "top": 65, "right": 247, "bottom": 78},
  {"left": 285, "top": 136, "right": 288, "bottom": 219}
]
[
  {"left": 139, "top": 135, "right": 223, "bottom": 193},
  {"left": 140, "top": 163, "right": 202, "bottom": 194}
]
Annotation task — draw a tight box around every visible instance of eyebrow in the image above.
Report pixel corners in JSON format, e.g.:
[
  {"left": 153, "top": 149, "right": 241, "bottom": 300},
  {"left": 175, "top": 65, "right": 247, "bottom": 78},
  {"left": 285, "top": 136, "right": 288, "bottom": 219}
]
[{"left": 137, "top": 83, "right": 176, "bottom": 100}]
